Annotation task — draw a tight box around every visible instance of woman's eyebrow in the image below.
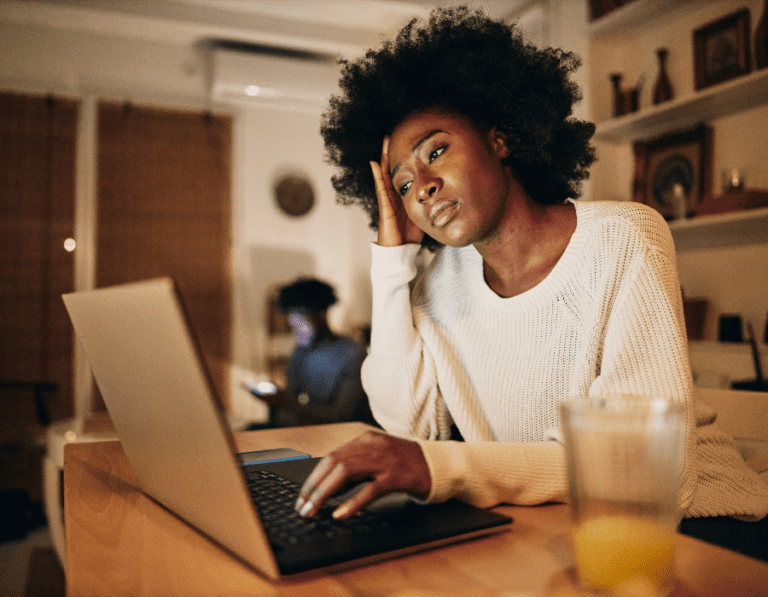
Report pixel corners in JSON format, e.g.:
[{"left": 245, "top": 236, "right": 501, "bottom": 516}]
[{"left": 390, "top": 129, "right": 445, "bottom": 178}]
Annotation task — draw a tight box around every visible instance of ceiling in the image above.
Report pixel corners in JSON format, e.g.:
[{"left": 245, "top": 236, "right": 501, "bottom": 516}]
[{"left": 1, "top": 0, "right": 525, "bottom": 58}]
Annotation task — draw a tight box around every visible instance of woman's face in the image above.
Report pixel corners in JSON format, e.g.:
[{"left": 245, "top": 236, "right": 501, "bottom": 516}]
[{"left": 387, "top": 108, "right": 512, "bottom": 248}]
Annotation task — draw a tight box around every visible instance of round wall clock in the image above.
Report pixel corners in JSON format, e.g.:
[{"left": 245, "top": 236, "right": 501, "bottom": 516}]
[{"left": 274, "top": 175, "right": 314, "bottom": 217}]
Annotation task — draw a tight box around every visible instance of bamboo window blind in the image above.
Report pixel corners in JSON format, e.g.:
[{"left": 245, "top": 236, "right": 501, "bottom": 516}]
[
  {"left": 96, "top": 102, "right": 232, "bottom": 409},
  {"left": 0, "top": 92, "right": 78, "bottom": 432}
]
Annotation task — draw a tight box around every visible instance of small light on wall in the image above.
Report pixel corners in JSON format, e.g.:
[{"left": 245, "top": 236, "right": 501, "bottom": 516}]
[
  {"left": 64, "top": 238, "right": 76, "bottom": 252},
  {"left": 245, "top": 85, "right": 262, "bottom": 97}
]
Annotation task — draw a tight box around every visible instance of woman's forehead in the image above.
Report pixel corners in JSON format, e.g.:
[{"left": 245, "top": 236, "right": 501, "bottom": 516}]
[
  {"left": 393, "top": 107, "right": 472, "bottom": 133},
  {"left": 392, "top": 109, "right": 477, "bottom": 147},
  {"left": 388, "top": 108, "right": 489, "bottom": 164}
]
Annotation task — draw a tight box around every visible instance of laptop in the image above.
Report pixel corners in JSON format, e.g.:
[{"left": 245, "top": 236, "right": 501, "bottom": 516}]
[{"left": 62, "top": 277, "right": 512, "bottom": 580}]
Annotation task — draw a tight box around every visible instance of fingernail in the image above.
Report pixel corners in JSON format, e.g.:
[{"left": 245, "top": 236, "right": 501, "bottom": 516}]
[
  {"left": 332, "top": 504, "right": 350, "bottom": 519},
  {"left": 295, "top": 496, "right": 305, "bottom": 512},
  {"left": 299, "top": 500, "right": 313, "bottom": 517}
]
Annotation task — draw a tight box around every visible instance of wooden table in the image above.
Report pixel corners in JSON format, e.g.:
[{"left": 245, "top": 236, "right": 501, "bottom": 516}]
[{"left": 64, "top": 422, "right": 768, "bottom": 597}]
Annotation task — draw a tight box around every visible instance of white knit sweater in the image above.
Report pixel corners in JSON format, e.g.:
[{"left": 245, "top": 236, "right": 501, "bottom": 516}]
[{"left": 362, "top": 200, "right": 768, "bottom": 520}]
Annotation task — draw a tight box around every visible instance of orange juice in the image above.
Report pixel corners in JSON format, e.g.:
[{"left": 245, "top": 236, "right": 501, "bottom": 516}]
[{"left": 571, "top": 515, "right": 676, "bottom": 595}]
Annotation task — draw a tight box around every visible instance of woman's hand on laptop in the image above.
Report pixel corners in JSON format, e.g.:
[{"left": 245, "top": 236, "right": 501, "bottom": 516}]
[{"left": 294, "top": 430, "right": 431, "bottom": 520}]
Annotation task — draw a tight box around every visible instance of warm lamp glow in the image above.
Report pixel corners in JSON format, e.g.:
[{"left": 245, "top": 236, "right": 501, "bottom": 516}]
[{"left": 64, "top": 238, "right": 76, "bottom": 252}]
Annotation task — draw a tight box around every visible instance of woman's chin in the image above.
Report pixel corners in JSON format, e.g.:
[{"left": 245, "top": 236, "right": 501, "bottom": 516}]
[{"left": 432, "top": 225, "right": 480, "bottom": 248}]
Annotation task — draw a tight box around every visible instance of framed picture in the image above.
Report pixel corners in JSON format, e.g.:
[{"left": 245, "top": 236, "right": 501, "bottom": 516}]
[
  {"left": 694, "top": 9, "right": 751, "bottom": 90},
  {"left": 632, "top": 125, "right": 712, "bottom": 220}
]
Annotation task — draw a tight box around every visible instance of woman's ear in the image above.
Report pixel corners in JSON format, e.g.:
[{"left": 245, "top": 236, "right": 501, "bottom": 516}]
[{"left": 489, "top": 127, "right": 511, "bottom": 159}]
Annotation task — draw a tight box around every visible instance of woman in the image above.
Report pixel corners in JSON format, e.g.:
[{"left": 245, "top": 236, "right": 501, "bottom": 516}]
[{"left": 296, "top": 6, "right": 768, "bottom": 560}]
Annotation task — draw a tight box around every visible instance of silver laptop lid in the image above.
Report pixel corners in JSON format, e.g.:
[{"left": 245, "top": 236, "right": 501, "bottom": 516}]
[{"left": 63, "top": 278, "right": 280, "bottom": 579}]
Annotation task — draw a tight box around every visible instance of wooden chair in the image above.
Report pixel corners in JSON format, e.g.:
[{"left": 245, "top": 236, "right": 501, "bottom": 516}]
[{"left": 695, "top": 386, "right": 768, "bottom": 479}]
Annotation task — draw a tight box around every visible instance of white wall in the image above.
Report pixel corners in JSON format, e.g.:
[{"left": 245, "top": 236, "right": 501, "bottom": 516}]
[
  {"left": 231, "top": 104, "right": 375, "bottom": 375},
  {"left": 509, "top": 0, "right": 591, "bottom": 122},
  {"left": 510, "top": 0, "right": 592, "bottom": 204}
]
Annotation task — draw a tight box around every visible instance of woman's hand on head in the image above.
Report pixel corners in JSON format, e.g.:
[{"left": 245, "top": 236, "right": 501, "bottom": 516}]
[
  {"left": 371, "top": 136, "right": 424, "bottom": 247},
  {"left": 294, "top": 430, "right": 432, "bottom": 520}
]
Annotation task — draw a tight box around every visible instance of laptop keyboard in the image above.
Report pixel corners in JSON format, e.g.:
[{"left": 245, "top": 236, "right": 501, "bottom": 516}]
[{"left": 246, "top": 469, "right": 392, "bottom": 548}]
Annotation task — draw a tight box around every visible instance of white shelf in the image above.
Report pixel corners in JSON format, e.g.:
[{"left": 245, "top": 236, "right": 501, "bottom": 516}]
[
  {"left": 669, "top": 206, "right": 768, "bottom": 251},
  {"left": 588, "top": 0, "right": 699, "bottom": 36},
  {"left": 594, "top": 68, "right": 768, "bottom": 143}
]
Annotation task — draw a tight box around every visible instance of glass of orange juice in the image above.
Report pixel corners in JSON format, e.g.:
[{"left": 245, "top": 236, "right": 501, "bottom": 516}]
[{"left": 561, "top": 395, "right": 685, "bottom": 597}]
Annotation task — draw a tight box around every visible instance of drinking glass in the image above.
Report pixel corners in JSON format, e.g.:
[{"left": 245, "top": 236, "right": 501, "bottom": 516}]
[{"left": 561, "top": 395, "right": 685, "bottom": 597}]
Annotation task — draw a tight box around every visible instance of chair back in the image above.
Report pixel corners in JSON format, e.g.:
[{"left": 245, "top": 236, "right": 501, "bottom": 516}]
[
  {"left": 696, "top": 386, "right": 768, "bottom": 442},
  {"left": 696, "top": 386, "right": 768, "bottom": 477}
]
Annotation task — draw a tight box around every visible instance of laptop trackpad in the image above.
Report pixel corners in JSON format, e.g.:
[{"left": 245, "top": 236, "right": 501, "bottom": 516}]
[{"left": 330, "top": 482, "right": 414, "bottom": 513}]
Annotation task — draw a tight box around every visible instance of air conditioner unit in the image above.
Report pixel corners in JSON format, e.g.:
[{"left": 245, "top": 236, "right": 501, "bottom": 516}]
[{"left": 210, "top": 44, "right": 341, "bottom": 111}]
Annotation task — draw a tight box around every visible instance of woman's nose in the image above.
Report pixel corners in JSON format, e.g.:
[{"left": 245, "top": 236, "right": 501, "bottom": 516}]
[{"left": 417, "top": 175, "right": 441, "bottom": 203}]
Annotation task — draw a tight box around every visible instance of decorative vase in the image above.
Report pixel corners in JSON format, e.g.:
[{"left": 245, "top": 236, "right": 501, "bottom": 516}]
[
  {"left": 610, "top": 73, "right": 624, "bottom": 116},
  {"left": 652, "top": 48, "right": 673, "bottom": 104},
  {"left": 756, "top": 0, "right": 768, "bottom": 70}
]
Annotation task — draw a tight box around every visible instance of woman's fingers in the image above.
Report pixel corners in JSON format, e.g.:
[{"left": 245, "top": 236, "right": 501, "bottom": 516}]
[
  {"left": 371, "top": 135, "right": 424, "bottom": 247},
  {"left": 294, "top": 431, "right": 432, "bottom": 519},
  {"left": 380, "top": 135, "right": 391, "bottom": 183},
  {"left": 331, "top": 479, "right": 383, "bottom": 520},
  {"left": 296, "top": 460, "right": 348, "bottom": 517},
  {"left": 371, "top": 162, "right": 403, "bottom": 247},
  {"left": 372, "top": 136, "right": 395, "bottom": 217},
  {"left": 295, "top": 435, "right": 376, "bottom": 517},
  {"left": 370, "top": 160, "right": 393, "bottom": 220},
  {"left": 298, "top": 454, "right": 334, "bottom": 499}
]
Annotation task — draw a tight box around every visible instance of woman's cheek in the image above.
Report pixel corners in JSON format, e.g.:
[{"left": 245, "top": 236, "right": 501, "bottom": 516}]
[{"left": 404, "top": 201, "right": 425, "bottom": 228}]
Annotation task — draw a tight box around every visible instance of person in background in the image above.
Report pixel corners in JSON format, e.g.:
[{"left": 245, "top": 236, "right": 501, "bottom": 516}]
[
  {"left": 251, "top": 277, "right": 374, "bottom": 428},
  {"left": 293, "top": 5, "right": 768, "bottom": 561}
]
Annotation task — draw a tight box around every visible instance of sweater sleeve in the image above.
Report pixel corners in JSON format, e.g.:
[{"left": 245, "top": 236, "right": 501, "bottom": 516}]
[
  {"left": 591, "top": 245, "right": 768, "bottom": 519},
  {"left": 418, "top": 439, "right": 568, "bottom": 507},
  {"left": 361, "top": 243, "right": 453, "bottom": 440}
]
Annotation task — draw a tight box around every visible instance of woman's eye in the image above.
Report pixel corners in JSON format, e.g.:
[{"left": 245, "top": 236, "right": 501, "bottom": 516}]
[
  {"left": 398, "top": 181, "right": 412, "bottom": 196},
  {"left": 428, "top": 146, "right": 446, "bottom": 163}
]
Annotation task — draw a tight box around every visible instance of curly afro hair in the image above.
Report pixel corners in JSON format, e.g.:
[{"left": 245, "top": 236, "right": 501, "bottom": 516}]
[
  {"left": 277, "top": 278, "right": 338, "bottom": 313},
  {"left": 321, "top": 5, "right": 596, "bottom": 250}
]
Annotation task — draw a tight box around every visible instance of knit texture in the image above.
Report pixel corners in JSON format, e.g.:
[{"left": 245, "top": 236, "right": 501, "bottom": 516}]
[{"left": 362, "top": 199, "right": 768, "bottom": 519}]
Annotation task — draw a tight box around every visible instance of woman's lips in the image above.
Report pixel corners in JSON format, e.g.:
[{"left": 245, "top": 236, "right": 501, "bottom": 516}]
[{"left": 429, "top": 200, "right": 459, "bottom": 228}]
